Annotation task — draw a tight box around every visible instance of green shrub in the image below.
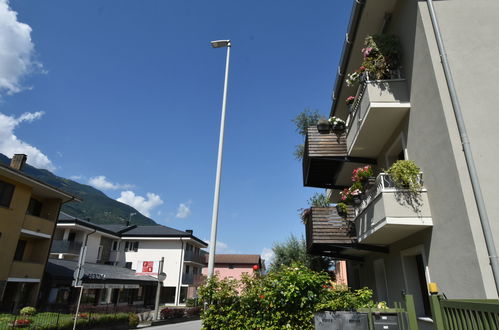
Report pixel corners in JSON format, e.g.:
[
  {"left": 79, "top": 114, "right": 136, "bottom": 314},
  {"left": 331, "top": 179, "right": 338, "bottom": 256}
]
[
  {"left": 20, "top": 306, "right": 36, "bottom": 316},
  {"left": 128, "top": 313, "right": 139, "bottom": 328}
]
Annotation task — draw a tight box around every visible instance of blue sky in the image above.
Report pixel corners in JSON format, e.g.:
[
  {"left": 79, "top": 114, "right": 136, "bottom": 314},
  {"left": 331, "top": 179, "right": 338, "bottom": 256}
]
[{"left": 0, "top": 0, "right": 352, "bottom": 261}]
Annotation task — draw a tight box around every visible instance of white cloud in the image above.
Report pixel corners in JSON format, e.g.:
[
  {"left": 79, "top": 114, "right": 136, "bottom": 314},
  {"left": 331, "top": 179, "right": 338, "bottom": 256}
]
[
  {"left": 117, "top": 190, "right": 163, "bottom": 217},
  {"left": 0, "top": 0, "right": 39, "bottom": 96},
  {"left": 261, "top": 248, "right": 275, "bottom": 268},
  {"left": 88, "top": 175, "right": 133, "bottom": 190},
  {"left": 176, "top": 201, "right": 192, "bottom": 219},
  {"left": 0, "top": 111, "right": 55, "bottom": 170},
  {"left": 203, "top": 239, "right": 235, "bottom": 253},
  {"left": 70, "top": 175, "right": 83, "bottom": 180}
]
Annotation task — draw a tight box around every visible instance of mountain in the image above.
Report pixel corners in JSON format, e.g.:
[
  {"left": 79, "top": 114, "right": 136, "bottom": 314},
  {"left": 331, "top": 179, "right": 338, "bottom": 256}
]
[{"left": 0, "top": 154, "right": 157, "bottom": 226}]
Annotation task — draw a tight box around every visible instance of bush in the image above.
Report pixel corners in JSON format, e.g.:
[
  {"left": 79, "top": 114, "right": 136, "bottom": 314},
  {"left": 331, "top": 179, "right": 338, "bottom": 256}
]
[
  {"left": 160, "top": 308, "right": 185, "bottom": 319},
  {"left": 186, "top": 298, "right": 200, "bottom": 307},
  {"left": 129, "top": 313, "right": 139, "bottom": 328},
  {"left": 20, "top": 306, "right": 36, "bottom": 316},
  {"left": 199, "top": 264, "right": 377, "bottom": 330},
  {"left": 185, "top": 307, "right": 201, "bottom": 317}
]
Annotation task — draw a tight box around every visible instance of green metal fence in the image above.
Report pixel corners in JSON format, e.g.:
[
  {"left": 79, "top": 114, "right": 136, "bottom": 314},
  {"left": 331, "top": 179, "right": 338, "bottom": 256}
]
[{"left": 430, "top": 295, "right": 499, "bottom": 330}]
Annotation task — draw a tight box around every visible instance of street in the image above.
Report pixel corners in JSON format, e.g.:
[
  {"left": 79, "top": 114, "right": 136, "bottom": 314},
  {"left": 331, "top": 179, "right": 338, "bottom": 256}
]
[{"left": 147, "top": 320, "right": 202, "bottom": 330}]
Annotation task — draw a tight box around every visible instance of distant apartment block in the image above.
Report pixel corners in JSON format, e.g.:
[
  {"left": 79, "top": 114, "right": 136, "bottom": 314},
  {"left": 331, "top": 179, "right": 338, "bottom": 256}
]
[{"left": 202, "top": 254, "right": 263, "bottom": 282}]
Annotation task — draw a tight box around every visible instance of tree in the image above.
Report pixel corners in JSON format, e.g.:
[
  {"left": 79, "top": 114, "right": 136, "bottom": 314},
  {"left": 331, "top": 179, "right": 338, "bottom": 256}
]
[
  {"left": 291, "top": 109, "right": 323, "bottom": 159},
  {"left": 270, "top": 234, "right": 331, "bottom": 272}
]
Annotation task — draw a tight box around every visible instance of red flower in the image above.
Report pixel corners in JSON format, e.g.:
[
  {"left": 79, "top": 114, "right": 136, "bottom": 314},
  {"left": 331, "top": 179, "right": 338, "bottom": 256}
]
[
  {"left": 259, "top": 294, "right": 265, "bottom": 299},
  {"left": 359, "top": 66, "right": 366, "bottom": 71}
]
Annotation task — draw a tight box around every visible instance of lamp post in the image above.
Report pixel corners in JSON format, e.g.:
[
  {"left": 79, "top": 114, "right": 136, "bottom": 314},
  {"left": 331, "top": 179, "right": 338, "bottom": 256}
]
[{"left": 207, "top": 39, "right": 231, "bottom": 279}]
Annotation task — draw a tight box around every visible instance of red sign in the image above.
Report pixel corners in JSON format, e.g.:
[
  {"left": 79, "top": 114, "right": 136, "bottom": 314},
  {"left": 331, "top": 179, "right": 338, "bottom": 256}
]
[{"left": 142, "top": 261, "right": 153, "bottom": 273}]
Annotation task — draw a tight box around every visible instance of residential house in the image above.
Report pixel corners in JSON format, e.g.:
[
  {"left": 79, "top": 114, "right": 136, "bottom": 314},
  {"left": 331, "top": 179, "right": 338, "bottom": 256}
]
[
  {"left": 201, "top": 254, "right": 263, "bottom": 281},
  {"left": 0, "top": 154, "right": 76, "bottom": 312},
  {"left": 44, "top": 213, "right": 207, "bottom": 308},
  {"left": 42, "top": 213, "right": 157, "bottom": 311},
  {"left": 302, "top": 0, "right": 499, "bottom": 328}
]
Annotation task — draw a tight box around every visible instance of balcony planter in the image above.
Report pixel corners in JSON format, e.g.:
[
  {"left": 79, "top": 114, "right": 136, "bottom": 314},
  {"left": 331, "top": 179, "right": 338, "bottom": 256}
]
[
  {"left": 352, "top": 195, "right": 363, "bottom": 205},
  {"left": 316, "top": 118, "right": 331, "bottom": 134},
  {"left": 329, "top": 117, "right": 346, "bottom": 134}
]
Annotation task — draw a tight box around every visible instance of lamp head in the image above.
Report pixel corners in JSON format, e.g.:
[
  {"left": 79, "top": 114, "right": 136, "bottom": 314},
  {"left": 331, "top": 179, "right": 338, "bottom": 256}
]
[{"left": 210, "top": 40, "right": 231, "bottom": 48}]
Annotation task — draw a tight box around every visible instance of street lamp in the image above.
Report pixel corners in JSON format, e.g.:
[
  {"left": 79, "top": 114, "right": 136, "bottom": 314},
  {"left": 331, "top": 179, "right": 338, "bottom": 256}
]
[{"left": 207, "top": 39, "right": 231, "bottom": 279}]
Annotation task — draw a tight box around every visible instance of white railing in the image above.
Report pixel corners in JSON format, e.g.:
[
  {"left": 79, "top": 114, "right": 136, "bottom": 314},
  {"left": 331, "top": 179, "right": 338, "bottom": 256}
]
[{"left": 355, "top": 172, "right": 424, "bottom": 215}]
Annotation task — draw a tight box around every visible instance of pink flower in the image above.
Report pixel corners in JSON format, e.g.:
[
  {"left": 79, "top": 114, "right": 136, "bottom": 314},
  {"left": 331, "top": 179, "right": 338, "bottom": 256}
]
[{"left": 362, "top": 47, "right": 373, "bottom": 58}]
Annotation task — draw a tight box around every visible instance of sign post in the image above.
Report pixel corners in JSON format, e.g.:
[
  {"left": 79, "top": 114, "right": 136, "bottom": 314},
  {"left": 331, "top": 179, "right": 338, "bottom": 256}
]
[{"left": 154, "top": 258, "right": 166, "bottom": 320}]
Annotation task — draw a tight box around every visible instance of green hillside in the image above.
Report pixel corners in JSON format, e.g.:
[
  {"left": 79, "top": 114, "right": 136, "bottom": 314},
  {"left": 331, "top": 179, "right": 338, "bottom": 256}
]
[{"left": 0, "top": 154, "right": 157, "bottom": 226}]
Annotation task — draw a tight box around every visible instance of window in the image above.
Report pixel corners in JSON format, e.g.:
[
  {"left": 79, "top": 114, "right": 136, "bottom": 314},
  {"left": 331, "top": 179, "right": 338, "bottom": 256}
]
[
  {"left": 68, "top": 232, "right": 76, "bottom": 241},
  {"left": 14, "top": 239, "right": 26, "bottom": 261},
  {"left": 112, "top": 241, "right": 119, "bottom": 251},
  {"left": 125, "top": 262, "right": 132, "bottom": 269},
  {"left": 228, "top": 264, "right": 234, "bottom": 269},
  {"left": 185, "top": 265, "right": 190, "bottom": 274},
  {"left": 26, "top": 198, "right": 42, "bottom": 217},
  {"left": 0, "top": 180, "right": 15, "bottom": 208},
  {"left": 179, "top": 287, "right": 188, "bottom": 304},
  {"left": 125, "top": 241, "right": 139, "bottom": 252}
]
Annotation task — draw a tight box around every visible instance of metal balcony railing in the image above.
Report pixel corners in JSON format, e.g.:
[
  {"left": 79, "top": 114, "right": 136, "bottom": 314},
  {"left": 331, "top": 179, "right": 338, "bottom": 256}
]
[{"left": 183, "top": 250, "right": 205, "bottom": 264}]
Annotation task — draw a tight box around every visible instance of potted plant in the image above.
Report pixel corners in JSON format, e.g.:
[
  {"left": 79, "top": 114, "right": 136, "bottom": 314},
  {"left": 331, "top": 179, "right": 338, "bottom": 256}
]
[
  {"left": 329, "top": 117, "right": 346, "bottom": 134},
  {"left": 361, "top": 35, "right": 400, "bottom": 80},
  {"left": 335, "top": 202, "right": 348, "bottom": 218},
  {"left": 316, "top": 117, "right": 331, "bottom": 134},
  {"left": 339, "top": 182, "right": 364, "bottom": 206},
  {"left": 386, "top": 160, "right": 422, "bottom": 194},
  {"left": 352, "top": 165, "right": 376, "bottom": 188},
  {"left": 345, "top": 96, "right": 355, "bottom": 113},
  {"left": 345, "top": 66, "right": 366, "bottom": 87}
]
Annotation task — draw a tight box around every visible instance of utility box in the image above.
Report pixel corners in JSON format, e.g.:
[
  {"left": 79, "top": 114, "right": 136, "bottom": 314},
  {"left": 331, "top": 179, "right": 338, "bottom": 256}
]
[{"left": 314, "top": 311, "right": 368, "bottom": 330}]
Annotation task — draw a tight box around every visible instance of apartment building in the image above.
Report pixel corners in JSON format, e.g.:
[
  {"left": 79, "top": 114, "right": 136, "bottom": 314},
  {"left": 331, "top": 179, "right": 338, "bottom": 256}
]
[
  {"left": 303, "top": 0, "right": 499, "bottom": 327},
  {"left": 0, "top": 155, "right": 76, "bottom": 311},
  {"left": 44, "top": 213, "right": 207, "bottom": 308},
  {"left": 119, "top": 226, "right": 207, "bottom": 305}
]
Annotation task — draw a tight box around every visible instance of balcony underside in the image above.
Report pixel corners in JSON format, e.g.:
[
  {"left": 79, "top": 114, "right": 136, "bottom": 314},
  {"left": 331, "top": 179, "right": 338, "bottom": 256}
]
[{"left": 357, "top": 216, "right": 433, "bottom": 245}]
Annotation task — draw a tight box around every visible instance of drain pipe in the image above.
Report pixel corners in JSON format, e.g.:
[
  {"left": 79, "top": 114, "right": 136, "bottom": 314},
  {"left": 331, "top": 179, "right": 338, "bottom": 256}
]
[{"left": 426, "top": 0, "right": 499, "bottom": 296}]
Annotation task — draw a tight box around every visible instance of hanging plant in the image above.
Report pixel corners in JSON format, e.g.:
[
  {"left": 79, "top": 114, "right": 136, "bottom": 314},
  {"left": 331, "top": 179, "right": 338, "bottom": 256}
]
[
  {"left": 336, "top": 202, "right": 348, "bottom": 218},
  {"left": 361, "top": 35, "right": 401, "bottom": 80},
  {"left": 386, "top": 160, "right": 422, "bottom": 194}
]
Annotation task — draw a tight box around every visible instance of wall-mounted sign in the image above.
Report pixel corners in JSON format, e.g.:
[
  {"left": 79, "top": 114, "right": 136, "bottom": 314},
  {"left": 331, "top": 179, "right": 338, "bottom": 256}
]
[
  {"left": 136, "top": 260, "right": 160, "bottom": 276},
  {"left": 85, "top": 273, "right": 106, "bottom": 280}
]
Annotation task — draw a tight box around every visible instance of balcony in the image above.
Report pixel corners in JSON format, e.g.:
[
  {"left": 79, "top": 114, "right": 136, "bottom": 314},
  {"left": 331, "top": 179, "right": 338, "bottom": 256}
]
[
  {"left": 354, "top": 173, "right": 433, "bottom": 245},
  {"left": 184, "top": 250, "right": 205, "bottom": 264},
  {"left": 22, "top": 215, "right": 55, "bottom": 238},
  {"left": 346, "top": 79, "right": 410, "bottom": 158},
  {"left": 304, "top": 207, "right": 357, "bottom": 255},
  {"left": 51, "top": 240, "right": 82, "bottom": 255},
  {"left": 182, "top": 273, "right": 206, "bottom": 286},
  {"left": 9, "top": 261, "right": 45, "bottom": 279}
]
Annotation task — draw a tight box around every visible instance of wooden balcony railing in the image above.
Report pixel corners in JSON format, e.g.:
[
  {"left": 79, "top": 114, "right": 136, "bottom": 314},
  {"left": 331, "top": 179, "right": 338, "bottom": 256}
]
[{"left": 304, "top": 207, "right": 357, "bottom": 255}]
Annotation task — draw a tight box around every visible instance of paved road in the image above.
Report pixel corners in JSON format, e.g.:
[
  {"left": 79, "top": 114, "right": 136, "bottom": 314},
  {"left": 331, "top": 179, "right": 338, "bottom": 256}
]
[{"left": 147, "top": 320, "right": 202, "bottom": 330}]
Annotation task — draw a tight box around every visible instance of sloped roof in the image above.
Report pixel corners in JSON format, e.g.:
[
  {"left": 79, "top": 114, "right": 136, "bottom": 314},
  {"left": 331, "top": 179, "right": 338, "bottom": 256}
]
[
  {"left": 58, "top": 212, "right": 207, "bottom": 247},
  {"left": 46, "top": 259, "right": 157, "bottom": 283},
  {"left": 206, "top": 254, "right": 262, "bottom": 265}
]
